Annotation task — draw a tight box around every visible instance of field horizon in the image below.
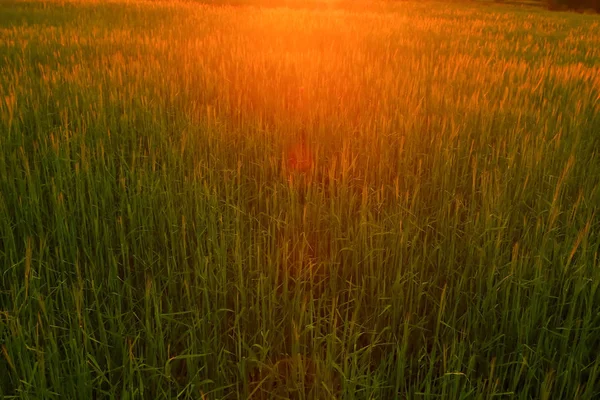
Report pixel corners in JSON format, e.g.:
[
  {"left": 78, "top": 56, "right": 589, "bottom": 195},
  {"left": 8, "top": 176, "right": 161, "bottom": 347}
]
[{"left": 1, "top": 0, "right": 600, "bottom": 398}]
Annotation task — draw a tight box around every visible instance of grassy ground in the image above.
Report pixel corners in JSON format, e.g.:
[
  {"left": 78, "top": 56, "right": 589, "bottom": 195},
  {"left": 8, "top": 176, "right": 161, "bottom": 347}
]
[{"left": 1, "top": 0, "right": 600, "bottom": 398}]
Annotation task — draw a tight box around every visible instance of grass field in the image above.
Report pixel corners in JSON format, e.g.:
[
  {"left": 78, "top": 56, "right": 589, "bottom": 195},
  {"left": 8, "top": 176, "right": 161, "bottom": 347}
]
[{"left": 1, "top": 0, "right": 600, "bottom": 398}]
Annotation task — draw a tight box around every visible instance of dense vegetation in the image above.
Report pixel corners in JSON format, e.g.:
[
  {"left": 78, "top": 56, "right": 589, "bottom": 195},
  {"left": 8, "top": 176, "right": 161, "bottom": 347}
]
[
  {"left": 547, "top": 0, "right": 600, "bottom": 13},
  {"left": 1, "top": 0, "right": 600, "bottom": 398}
]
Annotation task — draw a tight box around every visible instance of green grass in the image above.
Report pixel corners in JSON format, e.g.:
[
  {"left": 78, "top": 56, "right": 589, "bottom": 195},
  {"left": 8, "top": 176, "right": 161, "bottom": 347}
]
[{"left": 1, "top": 0, "right": 600, "bottom": 398}]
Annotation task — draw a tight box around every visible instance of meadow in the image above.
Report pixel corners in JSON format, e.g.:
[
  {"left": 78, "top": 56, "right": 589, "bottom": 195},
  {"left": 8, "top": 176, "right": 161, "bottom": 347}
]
[{"left": 1, "top": 0, "right": 600, "bottom": 398}]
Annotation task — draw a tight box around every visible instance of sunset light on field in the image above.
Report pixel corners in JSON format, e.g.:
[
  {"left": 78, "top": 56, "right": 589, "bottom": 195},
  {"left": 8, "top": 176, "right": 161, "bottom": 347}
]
[{"left": 1, "top": 0, "right": 600, "bottom": 398}]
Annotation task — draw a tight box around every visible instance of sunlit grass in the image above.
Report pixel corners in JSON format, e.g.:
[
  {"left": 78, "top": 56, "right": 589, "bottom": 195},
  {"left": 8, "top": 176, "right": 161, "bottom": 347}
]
[{"left": 1, "top": 0, "right": 599, "bottom": 398}]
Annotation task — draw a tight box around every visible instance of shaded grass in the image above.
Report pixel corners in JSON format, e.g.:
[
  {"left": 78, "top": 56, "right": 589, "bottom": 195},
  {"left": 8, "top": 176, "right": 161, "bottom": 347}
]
[{"left": 1, "top": 0, "right": 600, "bottom": 398}]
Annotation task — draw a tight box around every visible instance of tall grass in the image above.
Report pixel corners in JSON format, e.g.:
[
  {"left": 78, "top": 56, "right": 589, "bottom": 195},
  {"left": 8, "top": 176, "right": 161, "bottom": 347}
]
[{"left": 1, "top": 0, "right": 600, "bottom": 398}]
